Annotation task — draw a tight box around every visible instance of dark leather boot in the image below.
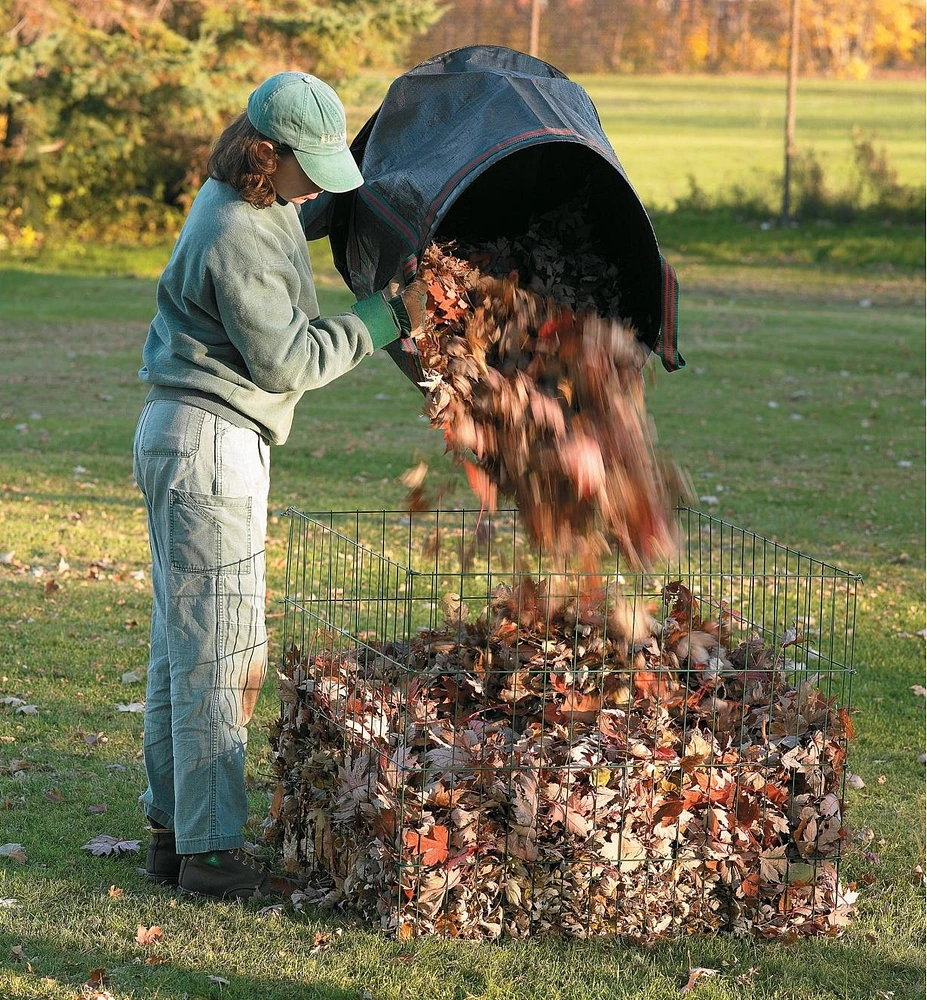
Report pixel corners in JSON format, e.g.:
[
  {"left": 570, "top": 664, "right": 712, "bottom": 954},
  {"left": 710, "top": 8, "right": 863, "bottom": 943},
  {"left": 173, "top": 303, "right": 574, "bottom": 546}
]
[
  {"left": 142, "top": 827, "right": 182, "bottom": 885},
  {"left": 178, "top": 848, "right": 278, "bottom": 901}
]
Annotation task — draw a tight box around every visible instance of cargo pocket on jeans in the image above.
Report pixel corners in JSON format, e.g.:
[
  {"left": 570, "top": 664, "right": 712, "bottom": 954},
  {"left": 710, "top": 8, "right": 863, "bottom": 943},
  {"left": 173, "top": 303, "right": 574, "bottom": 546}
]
[{"left": 169, "top": 489, "right": 253, "bottom": 575}]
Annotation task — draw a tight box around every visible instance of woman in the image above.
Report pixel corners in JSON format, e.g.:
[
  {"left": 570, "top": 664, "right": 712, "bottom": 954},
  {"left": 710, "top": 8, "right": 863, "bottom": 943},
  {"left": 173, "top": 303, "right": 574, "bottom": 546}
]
[{"left": 133, "top": 71, "right": 423, "bottom": 900}]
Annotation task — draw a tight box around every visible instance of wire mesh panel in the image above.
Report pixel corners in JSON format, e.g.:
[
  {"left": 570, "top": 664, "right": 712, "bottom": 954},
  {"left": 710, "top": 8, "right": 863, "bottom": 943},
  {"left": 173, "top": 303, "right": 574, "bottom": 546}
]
[{"left": 267, "top": 506, "right": 859, "bottom": 941}]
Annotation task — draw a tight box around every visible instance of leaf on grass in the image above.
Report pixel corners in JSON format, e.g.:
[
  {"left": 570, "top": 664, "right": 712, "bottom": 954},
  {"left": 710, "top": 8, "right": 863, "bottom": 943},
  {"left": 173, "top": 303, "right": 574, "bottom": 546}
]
[
  {"left": 135, "top": 924, "right": 164, "bottom": 946},
  {"left": 845, "top": 773, "right": 865, "bottom": 789},
  {"left": 81, "top": 731, "right": 108, "bottom": 748},
  {"left": 0, "top": 843, "right": 26, "bottom": 864},
  {"left": 117, "top": 702, "right": 145, "bottom": 713},
  {"left": 88, "top": 803, "right": 108, "bottom": 814},
  {"left": 911, "top": 684, "right": 927, "bottom": 698},
  {"left": 82, "top": 834, "right": 141, "bottom": 857},
  {"left": 0, "top": 898, "right": 19, "bottom": 909},
  {"left": 680, "top": 968, "right": 718, "bottom": 994},
  {"left": 208, "top": 975, "right": 230, "bottom": 986},
  {"left": 108, "top": 885, "right": 123, "bottom": 899},
  {"left": 121, "top": 670, "right": 143, "bottom": 685},
  {"left": 86, "top": 967, "right": 108, "bottom": 987},
  {"left": 10, "top": 943, "right": 26, "bottom": 962},
  {"left": 44, "top": 788, "right": 64, "bottom": 804},
  {"left": 0, "top": 696, "right": 26, "bottom": 708},
  {"left": 15, "top": 704, "right": 39, "bottom": 715}
]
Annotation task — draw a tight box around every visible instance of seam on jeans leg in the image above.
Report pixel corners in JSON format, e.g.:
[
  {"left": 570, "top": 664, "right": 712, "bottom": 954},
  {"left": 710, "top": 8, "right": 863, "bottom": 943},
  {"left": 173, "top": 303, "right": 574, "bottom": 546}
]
[
  {"left": 214, "top": 414, "right": 223, "bottom": 496},
  {"left": 209, "top": 571, "right": 221, "bottom": 844}
]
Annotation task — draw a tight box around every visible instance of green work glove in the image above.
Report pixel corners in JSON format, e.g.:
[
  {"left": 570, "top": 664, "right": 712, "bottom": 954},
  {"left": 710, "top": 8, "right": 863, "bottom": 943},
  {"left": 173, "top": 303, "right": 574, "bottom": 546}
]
[{"left": 387, "top": 279, "right": 428, "bottom": 339}]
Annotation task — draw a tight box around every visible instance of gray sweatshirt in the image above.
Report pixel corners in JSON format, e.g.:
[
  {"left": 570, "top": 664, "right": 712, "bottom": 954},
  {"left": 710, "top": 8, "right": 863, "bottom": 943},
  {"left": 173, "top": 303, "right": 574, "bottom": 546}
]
[{"left": 139, "top": 178, "right": 399, "bottom": 445}]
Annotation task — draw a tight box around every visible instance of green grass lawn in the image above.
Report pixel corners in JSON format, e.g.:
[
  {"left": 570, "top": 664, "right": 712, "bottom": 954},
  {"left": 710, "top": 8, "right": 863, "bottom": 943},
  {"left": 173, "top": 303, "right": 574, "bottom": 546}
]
[
  {"left": 579, "top": 74, "right": 926, "bottom": 209},
  {"left": 1, "top": 74, "right": 925, "bottom": 1000}
]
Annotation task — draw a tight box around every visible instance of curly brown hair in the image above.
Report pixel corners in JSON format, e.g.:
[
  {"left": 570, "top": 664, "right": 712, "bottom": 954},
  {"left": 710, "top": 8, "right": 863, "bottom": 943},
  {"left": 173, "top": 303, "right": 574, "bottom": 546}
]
[{"left": 207, "top": 112, "right": 291, "bottom": 209}]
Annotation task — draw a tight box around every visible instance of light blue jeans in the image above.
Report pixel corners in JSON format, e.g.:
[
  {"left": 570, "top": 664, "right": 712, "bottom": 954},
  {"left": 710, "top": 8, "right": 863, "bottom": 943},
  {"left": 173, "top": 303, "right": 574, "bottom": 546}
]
[{"left": 133, "top": 400, "right": 270, "bottom": 854}]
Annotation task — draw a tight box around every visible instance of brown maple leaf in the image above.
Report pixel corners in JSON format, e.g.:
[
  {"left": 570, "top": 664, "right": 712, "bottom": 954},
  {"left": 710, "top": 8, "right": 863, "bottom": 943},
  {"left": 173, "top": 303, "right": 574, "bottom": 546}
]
[{"left": 135, "top": 924, "right": 164, "bottom": 946}]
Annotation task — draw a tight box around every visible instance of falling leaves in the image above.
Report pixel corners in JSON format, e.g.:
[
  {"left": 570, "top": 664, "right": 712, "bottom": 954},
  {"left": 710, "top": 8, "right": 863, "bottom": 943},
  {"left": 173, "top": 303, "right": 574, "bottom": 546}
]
[
  {"left": 410, "top": 238, "right": 678, "bottom": 569},
  {"left": 81, "top": 834, "right": 141, "bottom": 857}
]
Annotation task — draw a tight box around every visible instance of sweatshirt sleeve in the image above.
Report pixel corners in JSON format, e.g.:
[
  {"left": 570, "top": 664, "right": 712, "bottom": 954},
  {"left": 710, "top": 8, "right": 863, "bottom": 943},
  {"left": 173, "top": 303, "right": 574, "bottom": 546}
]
[{"left": 211, "top": 250, "right": 400, "bottom": 396}]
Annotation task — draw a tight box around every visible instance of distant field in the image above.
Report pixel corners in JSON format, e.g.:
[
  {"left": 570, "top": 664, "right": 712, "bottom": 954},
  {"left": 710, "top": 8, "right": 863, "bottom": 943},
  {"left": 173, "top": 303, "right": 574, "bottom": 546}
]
[{"left": 579, "top": 74, "right": 926, "bottom": 209}]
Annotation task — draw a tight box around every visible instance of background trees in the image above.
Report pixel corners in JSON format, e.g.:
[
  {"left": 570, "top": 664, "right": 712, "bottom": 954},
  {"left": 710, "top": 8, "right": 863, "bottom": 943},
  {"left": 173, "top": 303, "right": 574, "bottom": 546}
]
[
  {"left": 413, "top": 1, "right": 925, "bottom": 76},
  {"left": 0, "top": 0, "right": 922, "bottom": 238},
  {"left": 0, "top": 0, "right": 442, "bottom": 234}
]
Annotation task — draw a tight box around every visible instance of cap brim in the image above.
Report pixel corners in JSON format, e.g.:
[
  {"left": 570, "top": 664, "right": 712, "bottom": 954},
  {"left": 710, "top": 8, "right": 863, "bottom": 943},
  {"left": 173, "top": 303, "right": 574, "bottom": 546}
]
[{"left": 293, "top": 147, "right": 364, "bottom": 194}]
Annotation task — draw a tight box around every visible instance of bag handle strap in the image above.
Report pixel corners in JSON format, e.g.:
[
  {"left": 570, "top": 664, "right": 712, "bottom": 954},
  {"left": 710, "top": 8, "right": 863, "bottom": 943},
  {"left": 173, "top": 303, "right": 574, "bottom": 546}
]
[{"left": 655, "top": 256, "right": 685, "bottom": 372}]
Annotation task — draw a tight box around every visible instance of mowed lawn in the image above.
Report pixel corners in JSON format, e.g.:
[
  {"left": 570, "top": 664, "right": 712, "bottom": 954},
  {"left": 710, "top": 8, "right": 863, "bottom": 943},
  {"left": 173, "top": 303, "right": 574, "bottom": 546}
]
[
  {"left": 0, "top": 75, "right": 924, "bottom": 1000},
  {"left": 581, "top": 74, "right": 925, "bottom": 208}
]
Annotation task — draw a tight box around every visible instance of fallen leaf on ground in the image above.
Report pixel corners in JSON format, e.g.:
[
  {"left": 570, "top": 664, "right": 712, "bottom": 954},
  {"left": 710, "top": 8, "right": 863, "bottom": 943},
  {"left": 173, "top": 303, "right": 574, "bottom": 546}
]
[
  {"left": 121, "top": 670, "right": 143, "bottom": 685},
  {"left": 680, "top": 968, "right": 718, "bottom": 994},
  {"left": 734, "top": 966, "right": 760, "bottom": 986},
  {"left": 15, "top": 704, "right": 39, "bottom": 715},
  {"left": 86, "top": 968, "right": 108, "bottom": 987},
  {"left": 911, "top": 685, "right": 927, "bottom": 697},
  {"left": 44, "top": 788, "right": 65, "bottom": 803},
  {"left": 81, "top": 732, "right": 108, "bottom": 748},
  {"left": 108, "top": 886, "right": 123, "bottom": 899},
  {"left": 309, "top": 927, "right": 344, "bottom": 953},
  {"left": 88, "top": 803, "right": 108, "bottom": 814},
  {"left": 10, "top": 943, "right": 26, "bottom": 961},
  {"left": 117, "top": 702, "right": 145, "bottom": 713},
  {"left": 135, "top": 924, "right": 164, "bottom": 946},
  {"left": 208, "top": 975, "right": 230, "bottom": 985},
  {"left": 0, "top": 843, "right": 26, "bottom": 863},
  {"left": 82, "top": 834, "right": 141, "bottom": 857}
]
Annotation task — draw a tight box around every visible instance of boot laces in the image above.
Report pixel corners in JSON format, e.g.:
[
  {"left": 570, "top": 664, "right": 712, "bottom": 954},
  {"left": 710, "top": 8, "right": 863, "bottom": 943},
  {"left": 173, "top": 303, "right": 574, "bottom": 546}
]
[{"left": 230, "top": 848, "right": 263, "bottom": 871}]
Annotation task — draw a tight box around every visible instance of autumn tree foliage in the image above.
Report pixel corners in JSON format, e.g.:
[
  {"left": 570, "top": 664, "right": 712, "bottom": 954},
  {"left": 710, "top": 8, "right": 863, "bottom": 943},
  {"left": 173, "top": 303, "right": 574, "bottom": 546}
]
[
  {"left": 0, "top": 0, "right": 442, "bottom": 234},
  {"left": 412, "top": 0, "right": 926, "bottom": 77}
]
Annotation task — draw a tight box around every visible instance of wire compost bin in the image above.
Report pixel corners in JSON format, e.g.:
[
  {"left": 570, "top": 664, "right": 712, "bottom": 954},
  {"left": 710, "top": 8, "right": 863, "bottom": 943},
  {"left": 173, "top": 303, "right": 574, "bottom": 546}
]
[{"left": 266, "top": 507, "right": 860, "bottom": 941}]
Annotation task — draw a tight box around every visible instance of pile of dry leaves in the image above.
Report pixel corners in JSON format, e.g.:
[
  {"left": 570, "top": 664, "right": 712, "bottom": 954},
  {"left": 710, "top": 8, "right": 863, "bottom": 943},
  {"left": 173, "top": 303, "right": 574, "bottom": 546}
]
[
  {"left": 405, "top": 213, "right": 679, "bottom": 568},
  {"left": 266, "top": 580, "right": 856, "bottom": 941}
]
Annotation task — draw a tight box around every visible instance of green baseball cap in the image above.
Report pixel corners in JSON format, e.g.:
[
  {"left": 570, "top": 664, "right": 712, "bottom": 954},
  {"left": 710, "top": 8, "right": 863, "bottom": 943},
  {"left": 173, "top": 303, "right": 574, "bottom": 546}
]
[{"left": 246, "top": 72, "right": 364, "bottom": 194}]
